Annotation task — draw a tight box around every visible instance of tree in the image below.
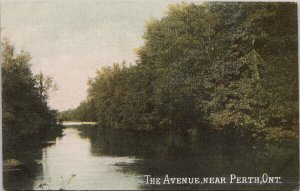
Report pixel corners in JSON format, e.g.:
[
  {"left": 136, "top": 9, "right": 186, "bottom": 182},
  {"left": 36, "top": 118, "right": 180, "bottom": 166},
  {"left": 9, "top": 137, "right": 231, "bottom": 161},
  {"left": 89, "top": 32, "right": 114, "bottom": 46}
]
[
  {"left": 68, "top": 2, "right": 298, "bottom": 142},
  {"left": 2, "top": 40, "right": 61, "bottom": 150},
  {"left": 35, "top": 72, "right": 58, "bottom": 101}
]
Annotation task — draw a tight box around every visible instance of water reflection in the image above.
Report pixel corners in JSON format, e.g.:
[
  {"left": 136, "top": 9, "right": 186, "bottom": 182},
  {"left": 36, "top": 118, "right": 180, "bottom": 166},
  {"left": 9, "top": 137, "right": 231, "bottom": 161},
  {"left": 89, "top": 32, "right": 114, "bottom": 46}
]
[
  {"left": 78, "top": 125, "right": 299, "bottom": 190},
  {"left": 3, "top": 125, "right": 298, "bottom": 190},
  {"left": 34, "top": 128, "right": 141, "bottom": 190}
]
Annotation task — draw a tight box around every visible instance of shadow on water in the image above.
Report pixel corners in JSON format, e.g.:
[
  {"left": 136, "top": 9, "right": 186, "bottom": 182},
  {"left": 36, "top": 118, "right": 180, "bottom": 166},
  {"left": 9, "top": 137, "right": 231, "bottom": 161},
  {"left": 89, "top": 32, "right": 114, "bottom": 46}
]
[
  {"left": 3, "top": 124, "right": 298, "bottom": 190},
  {"left": 3, "top": 133, "right": 63, "bottom": 190},
  {"left": 77, "top": 125, "right": 298, "bottom": 190}
]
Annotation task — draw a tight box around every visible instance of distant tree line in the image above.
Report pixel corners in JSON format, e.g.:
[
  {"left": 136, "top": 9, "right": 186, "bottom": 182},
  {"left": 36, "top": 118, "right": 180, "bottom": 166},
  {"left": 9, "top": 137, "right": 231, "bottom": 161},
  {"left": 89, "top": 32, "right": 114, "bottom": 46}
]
[
  {"left": 60, "top": 100, "right": 96, "bottom": 122},
  {"left": 2, "top": 40, "right": 62, "bottom": 150},
  {"left": 61, "top": 2, "right": 298, "bottom": 142}
]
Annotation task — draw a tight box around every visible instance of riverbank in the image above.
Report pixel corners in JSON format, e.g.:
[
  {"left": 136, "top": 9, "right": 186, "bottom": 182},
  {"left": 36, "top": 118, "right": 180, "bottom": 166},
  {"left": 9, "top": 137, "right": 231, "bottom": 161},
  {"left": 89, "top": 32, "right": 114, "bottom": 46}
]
[{"left": 3, "top": 124, "right": 64, "bottom": 158}]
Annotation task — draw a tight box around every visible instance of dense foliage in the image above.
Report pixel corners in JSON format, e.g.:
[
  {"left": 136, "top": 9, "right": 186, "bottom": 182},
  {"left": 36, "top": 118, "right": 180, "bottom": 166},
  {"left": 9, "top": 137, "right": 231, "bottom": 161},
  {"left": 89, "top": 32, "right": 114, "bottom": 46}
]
[
  {"left": 2, "top": 40, "right": 62, "bottom": 149},
  {"left": 62, "top": 2, "right": 298, "bottom": 142},
  {"left": 60, "top": 100, "right": 96, "bottom": 122}
]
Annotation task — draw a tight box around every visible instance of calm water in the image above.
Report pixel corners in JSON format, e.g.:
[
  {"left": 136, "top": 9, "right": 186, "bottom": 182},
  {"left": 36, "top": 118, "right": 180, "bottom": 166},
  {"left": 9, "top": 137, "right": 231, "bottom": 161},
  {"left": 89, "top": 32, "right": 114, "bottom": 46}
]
[{"left": 3, "top": 125, "right": 299, "bottom": 190}]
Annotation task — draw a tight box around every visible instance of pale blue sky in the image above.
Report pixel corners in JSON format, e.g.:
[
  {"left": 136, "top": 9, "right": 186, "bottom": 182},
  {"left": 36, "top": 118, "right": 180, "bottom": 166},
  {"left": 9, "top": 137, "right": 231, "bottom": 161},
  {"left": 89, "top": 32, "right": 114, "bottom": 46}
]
[{"left": 1, "top": 0, "right": 201, "bottom": 111}]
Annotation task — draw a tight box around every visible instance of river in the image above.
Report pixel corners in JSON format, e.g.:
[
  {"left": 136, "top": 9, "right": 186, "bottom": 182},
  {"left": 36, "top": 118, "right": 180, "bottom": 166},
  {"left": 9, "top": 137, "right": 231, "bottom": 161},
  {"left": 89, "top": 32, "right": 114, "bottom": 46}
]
[{"left": 3, "top": 124, "right": 299, "bottom": 190}]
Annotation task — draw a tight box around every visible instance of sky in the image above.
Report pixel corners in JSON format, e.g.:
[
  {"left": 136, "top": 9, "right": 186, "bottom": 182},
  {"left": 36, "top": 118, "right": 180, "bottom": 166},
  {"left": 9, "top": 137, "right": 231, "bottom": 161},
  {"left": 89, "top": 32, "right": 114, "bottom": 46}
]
[{"left": 1, "top": 0, "right": 200, "bottom": 111}]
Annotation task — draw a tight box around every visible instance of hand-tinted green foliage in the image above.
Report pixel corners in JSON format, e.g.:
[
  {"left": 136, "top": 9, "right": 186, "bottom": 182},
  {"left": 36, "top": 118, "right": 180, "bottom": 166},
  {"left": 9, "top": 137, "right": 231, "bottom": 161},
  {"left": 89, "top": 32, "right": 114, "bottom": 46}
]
[
  {"left": 205, "top": 2, "right": 298, "bottom": 141},
  {"left": 64, "top": 2, "right": 298, "bottom": 142},
  {"left": 2, "top": 40, "right": 62, "bottom": 149},
  {"left": 87, "top": 63, "right": 157, "bottom": 130},
  {"left": 60, "top": 100, "right": 96, "bottom": 122}
]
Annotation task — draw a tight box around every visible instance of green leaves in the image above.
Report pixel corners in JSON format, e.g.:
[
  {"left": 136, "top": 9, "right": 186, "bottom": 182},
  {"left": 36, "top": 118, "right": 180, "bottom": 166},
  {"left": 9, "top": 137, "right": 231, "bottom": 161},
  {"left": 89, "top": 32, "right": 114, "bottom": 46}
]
[
  {"left": 206, "top": 2, "right": 298, "bottom": 141},
  {"left": 70, "top": 2, "right": 298, "bottom": 142},
  {"left": 2, "top": 40, "right": 60, "bottom": 146}
]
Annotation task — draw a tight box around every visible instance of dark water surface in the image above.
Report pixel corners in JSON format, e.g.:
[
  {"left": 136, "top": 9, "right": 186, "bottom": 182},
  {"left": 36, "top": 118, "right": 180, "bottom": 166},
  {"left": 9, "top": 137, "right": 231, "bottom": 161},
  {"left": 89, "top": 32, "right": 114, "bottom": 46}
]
[{"left": 3, "top": 124, "right": 298, "bottom": 190}]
